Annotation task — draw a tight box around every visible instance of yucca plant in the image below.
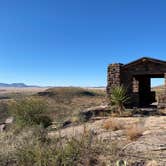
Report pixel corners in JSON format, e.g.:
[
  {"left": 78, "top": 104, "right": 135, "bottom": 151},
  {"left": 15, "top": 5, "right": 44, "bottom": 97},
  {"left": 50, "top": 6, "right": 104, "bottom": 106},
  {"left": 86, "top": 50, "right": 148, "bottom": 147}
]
[{"left": 110, "top": 85, "right": 129, "bottom": 115}]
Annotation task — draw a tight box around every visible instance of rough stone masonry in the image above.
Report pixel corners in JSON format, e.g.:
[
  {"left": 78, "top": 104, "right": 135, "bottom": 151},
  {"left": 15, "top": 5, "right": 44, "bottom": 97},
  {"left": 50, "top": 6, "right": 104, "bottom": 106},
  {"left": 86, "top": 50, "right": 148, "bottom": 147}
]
[{"left": 107, "top": 57, "right": 166, "bottom": 108}]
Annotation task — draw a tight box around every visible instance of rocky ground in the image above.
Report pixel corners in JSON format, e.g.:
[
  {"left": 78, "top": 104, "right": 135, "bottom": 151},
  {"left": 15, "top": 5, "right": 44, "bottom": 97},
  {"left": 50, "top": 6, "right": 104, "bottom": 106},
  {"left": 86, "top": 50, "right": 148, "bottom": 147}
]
[{"left": 49, "top": 116, "right": 166, "bottom": 165}]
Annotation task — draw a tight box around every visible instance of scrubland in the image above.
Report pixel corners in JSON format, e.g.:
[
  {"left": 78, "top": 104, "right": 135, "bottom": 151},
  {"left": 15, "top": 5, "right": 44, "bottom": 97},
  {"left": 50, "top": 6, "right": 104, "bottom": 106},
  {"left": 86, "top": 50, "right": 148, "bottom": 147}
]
[{"left": 0, "top": 87, "right": 165, "bottom": 166}]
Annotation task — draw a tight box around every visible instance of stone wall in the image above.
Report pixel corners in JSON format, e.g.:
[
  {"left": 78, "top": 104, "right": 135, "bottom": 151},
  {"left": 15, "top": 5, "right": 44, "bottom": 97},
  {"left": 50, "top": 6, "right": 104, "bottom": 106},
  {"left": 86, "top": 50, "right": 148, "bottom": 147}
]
[
  {"left": 158, "top": 94, "right": 166, "bottom": 109},
  {"left": 107, "top": 63, "right": 123, "bottom": 97},
  {"left": 132, "top": 77, "right": 139, "bottom": 93}
]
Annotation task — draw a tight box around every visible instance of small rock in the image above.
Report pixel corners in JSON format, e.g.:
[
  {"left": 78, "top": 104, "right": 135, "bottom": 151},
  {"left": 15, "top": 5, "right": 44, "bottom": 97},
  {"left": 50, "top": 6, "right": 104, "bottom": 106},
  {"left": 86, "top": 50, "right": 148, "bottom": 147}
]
[
  {"left": 0, "top": 124, "right": 6, "bottom": 132},
  {"left": 131, "top": 160, "right": 145, "bottom": 166},
  {"left": 5, "top": 117, "right": 14, "bottom": 124},
  {"left": 62, "top": 120, "right": 72, "bottom": 128},
  {"left": 80, "top": 105, "right": 110, "bottom": 121}
]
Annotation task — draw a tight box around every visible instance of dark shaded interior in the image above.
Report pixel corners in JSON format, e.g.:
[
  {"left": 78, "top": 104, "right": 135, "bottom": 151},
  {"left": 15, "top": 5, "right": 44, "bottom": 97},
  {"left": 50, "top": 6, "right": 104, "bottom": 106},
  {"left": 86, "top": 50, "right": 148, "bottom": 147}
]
[{"left": 133, "top": 74, "right": 164, "bottom": 107}]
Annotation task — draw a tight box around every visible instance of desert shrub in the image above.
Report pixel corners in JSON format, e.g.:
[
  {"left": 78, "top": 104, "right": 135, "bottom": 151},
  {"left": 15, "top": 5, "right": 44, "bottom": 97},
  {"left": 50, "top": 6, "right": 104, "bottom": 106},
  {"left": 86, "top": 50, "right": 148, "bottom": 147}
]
[
  {"left": 126, "top": 123, "right": 144, "bottom": 141},
  {"left": 37, "top": 115, "right": 52, "bottom": 128},
  {"left": 0, "top": 122, "right": 125, "bottom": 166},
  {"left": 10, "top": 97, "right": 52, "bottom": 128},
  {"left": 13, "top": 137, "right": 99, "bottom": 166},
  {"left": 0, "top": 125, "right": 61, "bottom": 166},
  {"left": 56, "top": 137, "right": 99, "bottom": 166},
  {"left": 103, "top": 119, "right": 124, "bottom": 131},
  {"left": 37, "top": 87, "right": 106, "bottom": 122},
  {"left": 0, "top": 127, "right": 106, "bottom": 166},
  {"left": 0, "top": 101, "right": 10, "bottom": 122},
  {"left": 109, "top": 85, "right": 129, "bottom": 115},
  {"left": 14, "top": 143, "right": 57, "bottom": 166},
  {"left": 0, "top": 126, "right": 45, "bottom": 166}
]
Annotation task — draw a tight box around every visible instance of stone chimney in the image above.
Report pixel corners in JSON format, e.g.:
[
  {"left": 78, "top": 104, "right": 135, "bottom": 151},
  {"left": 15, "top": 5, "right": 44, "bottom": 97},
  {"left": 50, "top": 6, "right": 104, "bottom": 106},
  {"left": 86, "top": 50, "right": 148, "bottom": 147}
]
[{"left": 107, "top": 63, "right": 123, "bottom": 97}]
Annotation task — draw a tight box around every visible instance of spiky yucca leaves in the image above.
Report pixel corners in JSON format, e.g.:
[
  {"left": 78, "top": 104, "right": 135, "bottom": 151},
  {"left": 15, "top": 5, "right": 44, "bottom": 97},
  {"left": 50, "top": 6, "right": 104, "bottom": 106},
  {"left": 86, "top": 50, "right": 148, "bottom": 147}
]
[{"left": 110, "top": 85, "right": 129, "bottom": 115}]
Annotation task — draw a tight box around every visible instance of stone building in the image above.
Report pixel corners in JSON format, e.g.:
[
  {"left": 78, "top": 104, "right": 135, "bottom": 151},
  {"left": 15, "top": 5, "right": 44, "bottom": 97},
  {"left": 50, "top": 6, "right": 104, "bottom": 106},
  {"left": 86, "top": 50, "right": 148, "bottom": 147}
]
[{"left": 107, "top": 57, "right": 166, "bottom": 108}]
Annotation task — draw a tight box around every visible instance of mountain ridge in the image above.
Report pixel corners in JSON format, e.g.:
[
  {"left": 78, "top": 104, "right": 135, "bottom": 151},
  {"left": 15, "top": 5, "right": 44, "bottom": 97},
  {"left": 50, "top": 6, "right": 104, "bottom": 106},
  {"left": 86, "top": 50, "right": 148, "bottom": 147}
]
[{"left": 0, "top": 83, "right": 40, "bottom": 88}]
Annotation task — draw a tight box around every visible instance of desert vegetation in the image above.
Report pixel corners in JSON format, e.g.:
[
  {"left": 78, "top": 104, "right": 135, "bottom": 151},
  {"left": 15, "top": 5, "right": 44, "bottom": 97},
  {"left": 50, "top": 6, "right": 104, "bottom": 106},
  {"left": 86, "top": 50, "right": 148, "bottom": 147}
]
[
  {"left": 0, "top": 87, "right": 109, "bottom": 165},
  {"left": 37, "top": 87, "right": 106, "bottom": 122},
  {"left": 125, "top": 121, "right": 145, "bottom": 141},
  {"left": 10, "top": 98, "right": 52, "bottom": 128},
  {"left": 0, "top": 87, "right": 106, "bottom": 123},
  {"left": 0, "top": 127, "right": 106, "bottom": 166},
  {"left": 109, "top": 85, "right": 130, "bottom": 115},
  {"left": 103, "top": 119, "right": 124, "bottom": 131},
  {"left": 0, "top": 87, "right": 165, "bottom": 165}
]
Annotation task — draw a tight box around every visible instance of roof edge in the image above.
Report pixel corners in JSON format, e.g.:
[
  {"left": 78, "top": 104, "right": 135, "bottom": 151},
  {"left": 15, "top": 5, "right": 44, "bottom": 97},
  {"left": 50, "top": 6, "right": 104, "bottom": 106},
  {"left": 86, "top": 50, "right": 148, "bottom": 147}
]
[{"left": 123, "top": 57, "right": 166, "bottom": 69}]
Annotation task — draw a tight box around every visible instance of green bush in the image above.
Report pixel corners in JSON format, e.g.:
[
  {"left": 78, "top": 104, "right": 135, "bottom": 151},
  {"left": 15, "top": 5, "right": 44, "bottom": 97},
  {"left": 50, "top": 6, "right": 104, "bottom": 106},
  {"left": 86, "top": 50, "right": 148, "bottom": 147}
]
[
  {"left": 0, "top": 131, "right": 93, "bottom": 166},
  {"left": 10, "top": 98, "right": 52, "bottom": 128},
  {"left": 0, "top": 101, "right": 9, "bottom": 122},
  {"left": 14, "top": 134, "right": 100, "bottom": 166},
  {"left": 0, "top": 125, "right": 120, "bottom": 166},
  {"left": 110, "top": 85, "right": 129, "bottom": 115}
]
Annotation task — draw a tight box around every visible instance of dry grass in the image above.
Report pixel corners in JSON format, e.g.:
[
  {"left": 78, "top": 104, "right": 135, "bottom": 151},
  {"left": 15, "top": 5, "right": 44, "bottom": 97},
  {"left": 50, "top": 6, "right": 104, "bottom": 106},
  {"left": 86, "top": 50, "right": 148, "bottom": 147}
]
[
  {"left": 126, "top": 122, "right": 144, "bottom": 141},
  {"left": 0, "top": 87, "right": 106, "bottom": 124},
  {"left": 37, "top": 87, "right": 106, "bottom": 122},
  {"left": 0, "top": 126, "right": 120, "bottom": 166},
  {"left": 103, "top": 119, "right": 124, "bottom": 131}
]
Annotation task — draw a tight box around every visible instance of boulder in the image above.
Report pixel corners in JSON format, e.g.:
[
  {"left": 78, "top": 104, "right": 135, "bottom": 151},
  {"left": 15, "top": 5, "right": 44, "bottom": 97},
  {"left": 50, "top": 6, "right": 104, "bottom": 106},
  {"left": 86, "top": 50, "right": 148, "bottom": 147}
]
[
  {"left": 62, "top": 120, "right": 72, "bottom": 128},
  {"left": 5, "top": 117, "right": 14, "bottom": 124},
  {"left": 80, "top": 105, "right": 110, "bottom": 121}
]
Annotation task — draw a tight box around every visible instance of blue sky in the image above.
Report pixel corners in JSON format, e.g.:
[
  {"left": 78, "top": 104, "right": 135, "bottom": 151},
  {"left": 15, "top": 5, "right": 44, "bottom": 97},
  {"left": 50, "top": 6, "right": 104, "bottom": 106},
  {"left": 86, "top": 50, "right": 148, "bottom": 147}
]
[{"left": 0, "top": 0, "right": 166, "bottom": 86}]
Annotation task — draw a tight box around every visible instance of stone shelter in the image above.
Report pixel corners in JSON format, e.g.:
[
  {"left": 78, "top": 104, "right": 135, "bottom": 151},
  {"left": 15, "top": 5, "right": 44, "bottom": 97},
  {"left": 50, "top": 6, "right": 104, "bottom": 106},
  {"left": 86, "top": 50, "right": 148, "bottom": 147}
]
[{"left": 107, "top": 57, "right": 166, "bottom": 108}]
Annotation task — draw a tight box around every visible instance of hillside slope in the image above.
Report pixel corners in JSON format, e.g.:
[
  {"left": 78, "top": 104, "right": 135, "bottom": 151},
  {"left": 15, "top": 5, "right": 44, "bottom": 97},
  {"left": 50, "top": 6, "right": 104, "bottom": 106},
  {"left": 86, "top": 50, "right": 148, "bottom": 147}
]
[{"left": 37, "top": 87, "right": 106, "bottom": 121}]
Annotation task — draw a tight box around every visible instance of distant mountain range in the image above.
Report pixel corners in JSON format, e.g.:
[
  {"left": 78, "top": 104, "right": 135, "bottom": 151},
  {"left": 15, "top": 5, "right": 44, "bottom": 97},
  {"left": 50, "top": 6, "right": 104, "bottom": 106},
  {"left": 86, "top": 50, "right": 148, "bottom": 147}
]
[
  {"left": 0, "top": 83, "right": 106, "bottom": 88},
  {"left": 0, "top": 83, "right": 40, "bottom": 88}
]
